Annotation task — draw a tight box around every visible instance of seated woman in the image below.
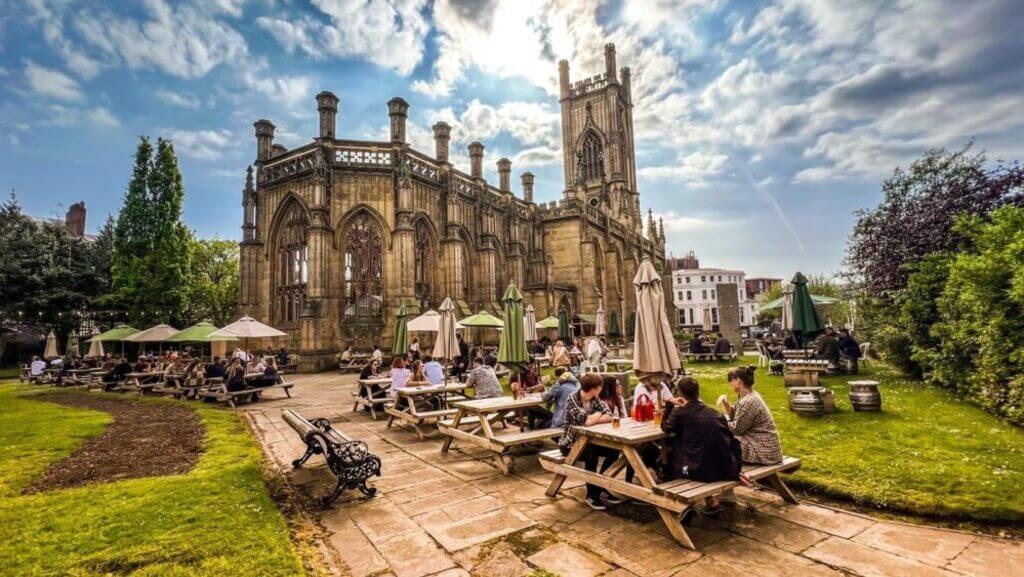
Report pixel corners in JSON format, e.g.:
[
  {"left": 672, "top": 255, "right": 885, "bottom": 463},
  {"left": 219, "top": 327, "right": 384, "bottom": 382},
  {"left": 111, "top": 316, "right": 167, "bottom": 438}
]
[
  {"left": 689, "top": 334, "right": 706, "bottom": 355},
  {"left": 661, "top": 376, "right": 743, "bottom": 517},
  {"left": 253, "top": 357, "right": 280, "bottom": 387},
  {"left": 389, "top": 357, "right": 410, "bottom": 399},
  {"left": 134, "top": 356, "right": 150, "bottom": 373},
  {"left": 720, "top": 366, "right": 783, "bottom": 469},
  {"left": 559, "top": 373, "right": 623, "bottom": 510},
  {"left": 224, "top": 358, "right": 248, "bottom": 392}
]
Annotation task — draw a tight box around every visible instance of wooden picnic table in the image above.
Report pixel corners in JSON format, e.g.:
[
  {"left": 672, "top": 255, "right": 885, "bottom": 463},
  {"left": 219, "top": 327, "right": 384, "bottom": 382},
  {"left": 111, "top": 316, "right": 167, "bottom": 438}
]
[
  {"left": 439, "top": 395, "right": 561, "bottom": 474},
  {"left": 541, "top": 418, "right": 801, "bottom": 550},
  {"left": 385, "top": 382, "right": 468, "bottom": 440},
  {"left": 782, "top": 348, "right": 816, "bottom": 360},
  {"left": 119, "top": 371, "right": 162, "bottom": 394},
  {"left": 353, "top": 376, "right": 392, "bottom": 419},
  {"left": 604, "top": 358, "right": 633, "bottom": 371},
  {"left": 784, "top": 359, "right": 829, "bottom": 387}
]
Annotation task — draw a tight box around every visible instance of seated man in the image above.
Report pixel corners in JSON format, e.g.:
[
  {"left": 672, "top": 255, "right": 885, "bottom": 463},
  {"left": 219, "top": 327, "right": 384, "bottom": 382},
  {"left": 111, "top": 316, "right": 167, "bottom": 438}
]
[
  {"left": 815, "top": 327, "right": 841, "bottom": 368},
  {"left": 541, "top": 367, "right": 579, "bottom": 429},
  {"left": 206, "top": 356, "right": 227, "bottom": 379},
  {"left": 422, "top": 354, "right": 445, "bottom": 385},
  {"left": 465, "top": 356, "right": 502, "bottom": 399},
  {"left": 30, "top": 356, "right": 46, "bottom": 377},
  {"left": 689, "top": 334, "right": 706, "bottom": 355},
  {"left": 837, "top": 329, "right": 861, "bottom": 374},
  {"left": 661, "top": 377, "right": 743, "bottom": 517},
  {"left": 713, "top": 333, "right": 732, "bottom": 360}
]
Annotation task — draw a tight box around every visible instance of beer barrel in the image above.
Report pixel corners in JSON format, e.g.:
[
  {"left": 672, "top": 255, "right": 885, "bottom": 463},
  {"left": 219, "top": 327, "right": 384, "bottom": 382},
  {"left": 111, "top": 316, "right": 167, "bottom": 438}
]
[
  {"left": 849, "top": 380, "right": 882, "bottom": 412},
  {"left": 788, "top": 388, "right": 824, "bottom": 417}
]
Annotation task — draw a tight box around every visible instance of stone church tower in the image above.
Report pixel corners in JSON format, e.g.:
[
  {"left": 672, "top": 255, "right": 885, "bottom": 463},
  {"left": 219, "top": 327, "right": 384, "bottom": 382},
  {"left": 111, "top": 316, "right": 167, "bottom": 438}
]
[{"left": 239, "top": 42, "right": 666, "bottom": 370}]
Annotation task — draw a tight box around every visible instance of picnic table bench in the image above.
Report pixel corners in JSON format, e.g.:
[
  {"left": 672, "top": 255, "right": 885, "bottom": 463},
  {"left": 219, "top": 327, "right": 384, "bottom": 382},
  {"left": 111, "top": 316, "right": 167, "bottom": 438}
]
[
  {"left": 113, "top": 371, "right": 163, "bottom": 394},
  {"left": 282, "top": 409, "right": 381, "bottom": 505},
  {"left": 439, "top": 395, "right": 561, "bottom": 474},
  {"left": 540, "top": 418, "right": 801, "bottom": 550},
  {"left": 197, "top": 379, "right": 294, "bottom": 407},
  {"left": 385, "top": 382, "right": 467, "bottom": 440},
  {"left": 352, "top": 376, "right": 392, "bottom": 419}
]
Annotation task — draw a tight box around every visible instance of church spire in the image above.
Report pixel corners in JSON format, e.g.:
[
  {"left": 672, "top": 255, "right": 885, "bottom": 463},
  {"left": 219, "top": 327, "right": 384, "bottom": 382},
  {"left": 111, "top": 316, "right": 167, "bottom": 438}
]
[
  {"left": 647, "top": 208, "right": 656, "bottom": 239},
  {"left": 658, "top": 216, "right": 665, "bottom": 244}
]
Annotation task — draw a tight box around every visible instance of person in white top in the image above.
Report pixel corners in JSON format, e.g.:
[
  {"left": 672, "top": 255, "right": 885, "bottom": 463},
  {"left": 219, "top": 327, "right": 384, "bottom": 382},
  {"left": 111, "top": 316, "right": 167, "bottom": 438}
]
[
  {"left": 30, "top": 356, "right": 46, "bottom": 376},
  {"left": 371, "top": 345, "right": 383, "bottom": 363},
  {"left": 632, "top": 378, "right": 674, "bottom": 407},
  {"left": 410, "top": 337, "right": 421, "bottom": 360},
  {"left": 586, "top": 337, "right": 603, "bottom": 367}
]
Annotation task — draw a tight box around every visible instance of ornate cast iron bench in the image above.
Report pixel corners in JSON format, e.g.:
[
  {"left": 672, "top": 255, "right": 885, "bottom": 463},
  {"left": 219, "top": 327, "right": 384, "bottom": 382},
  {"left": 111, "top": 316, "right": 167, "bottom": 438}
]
[{"left": 282, "top": 409, "right": 381, "bottom": 505}]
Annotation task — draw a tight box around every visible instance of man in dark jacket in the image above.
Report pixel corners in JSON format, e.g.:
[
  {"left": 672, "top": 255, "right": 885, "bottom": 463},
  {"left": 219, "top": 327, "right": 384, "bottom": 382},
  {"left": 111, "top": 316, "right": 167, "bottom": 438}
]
[
  {"left": 815, "top": 327, "right": 841, "bottom": 368},
  {"left": 837, "top": 329, "right": 861, "bottom": 374},
  {"left": 712, "top": 333, "right": 732, "bottom": 360},
  {"left": 661, "top": 376, "right": 742, "bottom": 516}
]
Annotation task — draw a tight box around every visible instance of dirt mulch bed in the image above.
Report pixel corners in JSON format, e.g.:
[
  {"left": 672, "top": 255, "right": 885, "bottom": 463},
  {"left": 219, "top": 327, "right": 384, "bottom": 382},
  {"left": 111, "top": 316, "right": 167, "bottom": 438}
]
[{"left": 24, "top": 393, "right": 205, "bottom": 494}]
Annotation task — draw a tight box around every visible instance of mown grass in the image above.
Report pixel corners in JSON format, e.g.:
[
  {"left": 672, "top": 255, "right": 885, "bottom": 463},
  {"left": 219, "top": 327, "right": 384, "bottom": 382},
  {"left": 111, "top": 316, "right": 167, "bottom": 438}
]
[
  {"left": 0, "top": 382, "right": 305, "bottom": 576},
  {"left": 579, "top": 357, "right": 1024, "bottom": 523}
]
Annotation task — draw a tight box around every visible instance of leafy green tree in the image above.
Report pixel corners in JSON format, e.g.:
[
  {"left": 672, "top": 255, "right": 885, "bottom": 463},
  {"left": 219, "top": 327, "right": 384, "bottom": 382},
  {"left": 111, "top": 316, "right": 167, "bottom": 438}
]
[
  {"left": 185, "top": 238, "right": 239, "bottom": 326},
  {"left": 111, "top": 136, "right": 192, "bottom": 326},
  {"left": 927, "top": 207, "right": 1024, "bottom": 424}
]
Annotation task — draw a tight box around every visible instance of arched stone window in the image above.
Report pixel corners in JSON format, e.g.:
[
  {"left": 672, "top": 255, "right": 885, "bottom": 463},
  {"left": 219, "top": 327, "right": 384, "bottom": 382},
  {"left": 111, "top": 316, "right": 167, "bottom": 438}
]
[
  {"left": 580, "top": 131, "right": 604, "bottom": 182},
  {"left": 273, "top": 201, "right": 309, "bottom": 324},
  {"left": 343, "top": 213, "right": 384, "bottom": 321},
  {"left": 413, "top": 219, "right": 433, "bottom": 310}
]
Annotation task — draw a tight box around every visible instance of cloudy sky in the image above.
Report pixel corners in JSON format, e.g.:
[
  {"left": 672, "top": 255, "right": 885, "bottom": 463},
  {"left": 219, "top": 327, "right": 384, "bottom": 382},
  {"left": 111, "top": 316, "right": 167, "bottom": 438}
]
[{"left": 2, "top": 0, "right": 1022, "bottom": 278}]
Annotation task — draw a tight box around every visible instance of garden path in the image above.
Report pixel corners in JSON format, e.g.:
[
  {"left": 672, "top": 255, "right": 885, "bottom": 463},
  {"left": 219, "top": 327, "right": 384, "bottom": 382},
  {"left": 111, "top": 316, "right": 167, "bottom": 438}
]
[{"left": 242, "top": 374, "right": 1023, "bottom": 577}]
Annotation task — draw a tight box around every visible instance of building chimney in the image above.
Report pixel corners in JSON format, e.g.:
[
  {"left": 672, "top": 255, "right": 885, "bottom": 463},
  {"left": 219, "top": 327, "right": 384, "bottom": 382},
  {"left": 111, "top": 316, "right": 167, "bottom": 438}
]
[
  {"left": 254, "top": 119, "right": 276, "bottom": 162},
  {"left": 621, "top": 66, "right": 632, "bottom": 101},
  {"left": 65, "top": 202, "right": 86, "bottom": 238},
  {"left": 316, "top": 91, "right": 339, "bottom": 140},
  {"left": 520, "top": 172, "right": 535, "bottom": 203},
  {"left": 468, "top": 142, "right": 484, "bottom": 179},
  {"left": 604, "top": 43, "right": 617, "bottom": 82},
  {"left": 433, "top": 121, "right": 451, "bottom": 162},
  {"left": 558, "top": 59, "right": 570, "bottom": 99},
  {"left": 497, "top": 158, "right": 511, "bottom": 192},
  {"left": 387, "top": 97, "right": 409, "bottom": 143}
]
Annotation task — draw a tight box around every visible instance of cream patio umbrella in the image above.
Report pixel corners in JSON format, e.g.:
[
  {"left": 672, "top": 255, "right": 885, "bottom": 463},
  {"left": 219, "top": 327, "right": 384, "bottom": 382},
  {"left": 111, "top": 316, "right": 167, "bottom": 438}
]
[
  {"left": 780, "top": 282, "right": 795, "bottom": 333},
  {"left": 123, "top": 324, "right": 180, "bottom": 353},
  {"left": 702, "top": 306, "right": 714, "bottom": 332},
  {"left": 595, "top": 301, "right": 607, "bottom": 337},
  {"left": 433, "top": 297, "right": 460, "bottom": 386},
  {"left": 86, "top": 328, "right": 104, "bottom": 358},
  {"left": 66, "top": 332, "right": 80, "bottom": 359},
  {"left": 407, "top": 309, "right": 466, "bottom": 332},
  {"left": 632, "top": 258, "right": 682, "bottom": 401},
  {"left": 43, "top": 331, "right": 59, "bottom": 359},
  {"left": 210, "top": 316, "right": 287, "bottom": 360},
  {"left": 524, "top": 304, "right": 538, "bottom": 343}
]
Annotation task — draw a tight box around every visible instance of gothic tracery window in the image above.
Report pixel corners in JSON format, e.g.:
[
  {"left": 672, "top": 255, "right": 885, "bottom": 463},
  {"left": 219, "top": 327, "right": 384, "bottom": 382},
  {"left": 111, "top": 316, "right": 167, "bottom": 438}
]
[
  {"left": 274, "top": 201, "right": 309, "bottom": 324},
  {"left": 413, "top": 220, "right": 433, "bottom": 310},
  {"left": 580, "top": 131, "right": 604, "bottom": 182},
  {"left": 343, "top": 213, "right": 384, "bottom": 321}
]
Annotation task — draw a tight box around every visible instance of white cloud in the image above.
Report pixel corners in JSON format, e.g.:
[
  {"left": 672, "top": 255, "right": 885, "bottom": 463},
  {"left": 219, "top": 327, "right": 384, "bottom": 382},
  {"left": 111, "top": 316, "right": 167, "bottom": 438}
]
[
  {"left": 87, "top": 106, "right": 119, "bottom": 128},
  {"left": 167, "top": 129, "right": 235, "bottom": 160},
  {"left": 74, "top": 0, "right": 249, "bottom": 79},
  {"left": 257, "top": 0, "right": 429, "bottom": 76},
  {"left": 43, "top": 104, "right": 119, "bottom": 128},
  {"left": 792, "top": 166, "right": 834, "bottom": 184},
  {"left": 638, "top": 151, "right": 729, "bottom": 187},
  {"left": 24, "top": 60, "right": 82, "bottom": 101},
  {"left": 156, "top": 90, "right": 202, "bottom": 108},
  {"left": 653, "top": 210, "right": 711, "bottom": 233},
  {"left": 241, "top": 70, "right": 314, "bottom": 112},
  {"left": 27, "top": 0, "right": 103, "bottom": 79}
]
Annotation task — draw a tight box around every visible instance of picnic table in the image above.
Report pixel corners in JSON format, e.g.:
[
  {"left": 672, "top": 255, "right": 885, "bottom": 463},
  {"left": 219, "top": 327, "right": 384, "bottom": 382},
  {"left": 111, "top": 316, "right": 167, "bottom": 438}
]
[
  {"left": 540, "top": 418, "right": 802, "bottom": 550},
  {"left": 604, "top": 358, "right": 633, "bottom": 372},
  {"left": 784, "top": 359, "right": 829, "bottom": 387},
  {"left": 385, "top": 382, "right": 468, "bottom": 440},
  {"left": 782, "top": 348, "right": 815, "bottom": 360},
  {"left": 439, "top": 395, "right": 561, "bottom": 474},
  {"left": 119, "top": 371, "right": 162, "bottom": 394},
  {"left": 353, "top": 376, "right": 392, "bottom": 419}
]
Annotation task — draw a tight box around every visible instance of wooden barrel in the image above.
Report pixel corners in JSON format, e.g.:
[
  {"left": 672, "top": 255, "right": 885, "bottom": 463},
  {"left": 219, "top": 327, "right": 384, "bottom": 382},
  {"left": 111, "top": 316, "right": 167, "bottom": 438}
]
[
  {"left": 788, "top": 389, "right": 824, "bottom": 417},
  {"left": 849, "top": 380, "right": 882, "bottom": 412},
  {"left": 783, "top": 371, "right": 806, "bottom": 387},
  {"left": 820, "top": 388, "right": 836, "bottom": 414}
]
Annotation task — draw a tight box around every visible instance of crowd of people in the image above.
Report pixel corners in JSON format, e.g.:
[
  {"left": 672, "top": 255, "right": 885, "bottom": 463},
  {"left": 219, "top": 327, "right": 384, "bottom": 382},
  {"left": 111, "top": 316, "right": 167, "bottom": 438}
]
[{"left": 760, "top": 326, "right": 862, "bottom": 373}]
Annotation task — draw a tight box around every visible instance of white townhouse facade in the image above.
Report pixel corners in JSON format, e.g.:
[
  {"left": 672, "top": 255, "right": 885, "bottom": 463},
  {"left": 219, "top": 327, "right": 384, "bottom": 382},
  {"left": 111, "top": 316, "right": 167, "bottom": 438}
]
[{"left": 669, "top": 264, "right": 759, "bottom": 330}]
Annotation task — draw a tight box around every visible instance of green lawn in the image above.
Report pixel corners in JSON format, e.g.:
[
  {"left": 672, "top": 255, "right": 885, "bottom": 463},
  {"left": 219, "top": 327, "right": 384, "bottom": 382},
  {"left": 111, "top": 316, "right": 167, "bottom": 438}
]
[
  {"left": 648, "top": 359, "right": 1024, "bottom": 523},
  {"left": 0, "top": 382, "right": 305, "bottom": 576}
]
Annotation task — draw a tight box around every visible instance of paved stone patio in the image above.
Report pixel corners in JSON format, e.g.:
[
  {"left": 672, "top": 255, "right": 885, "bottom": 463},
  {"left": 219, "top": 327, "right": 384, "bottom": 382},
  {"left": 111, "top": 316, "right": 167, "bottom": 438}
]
[{"left": 243, "top": 374, "right": 1023, "bottom": 577}]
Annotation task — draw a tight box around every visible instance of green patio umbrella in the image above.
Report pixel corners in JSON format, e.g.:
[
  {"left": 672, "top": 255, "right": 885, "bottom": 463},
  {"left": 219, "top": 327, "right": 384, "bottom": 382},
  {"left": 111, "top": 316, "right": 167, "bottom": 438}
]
[
  {"left": 758, "top": 293, "right": 839, "bottom": 311},
  {"left": 497, "top": 281, "right": 529, "bottom": 374},
  {"left": 167, "top": 321, "right": 238, "bottom": 343},
  {"left": 89, "top": 324, "right": 139, "bottom": 342},
  {"left": 392, "top": 304, "right": 409, "bottom": 356},
  {"left": 790, "top": 272, "right": 826, "bottom": 346},
  {"left": 66, "top": 332, "right": 80, "bottom": 358},
  {"left": 536, "top": 316, "right": 560, "bottom": 329},
  {"left": 557, "top": 304, "right": 571, "bottom": 342},
  {"left": 458, "top": 311, "right": 504, "bottom": 328},
  {"left": 608, "top": 311, "right": 620, "bottom": 337}
]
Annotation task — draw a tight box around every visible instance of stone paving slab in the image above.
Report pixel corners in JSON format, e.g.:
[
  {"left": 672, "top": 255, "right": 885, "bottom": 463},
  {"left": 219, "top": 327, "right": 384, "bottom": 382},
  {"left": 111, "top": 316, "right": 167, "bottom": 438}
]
[{"left": 241, "top": 374, "right": 1024, "bottom": 577}]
